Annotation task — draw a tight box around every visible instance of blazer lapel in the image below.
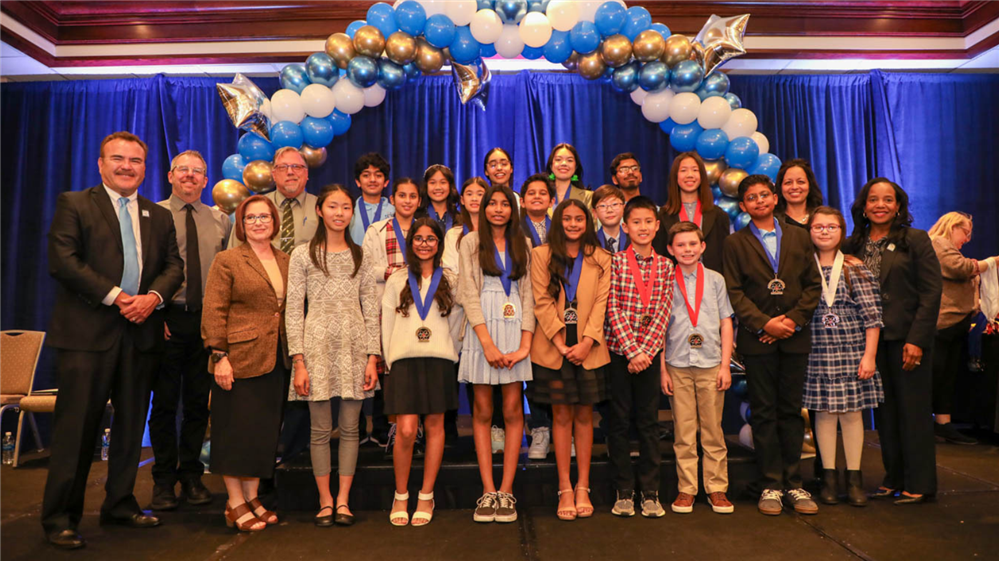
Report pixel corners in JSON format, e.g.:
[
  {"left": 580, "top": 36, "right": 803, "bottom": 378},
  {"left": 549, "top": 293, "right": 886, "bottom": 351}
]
[
  {"left": 879, "top": 241, "right": 899, "bottom": 284},
  {"left": 776, "top": 226, "right": 790, "bottom": 278},
  {"left": 701, "top": 207, "right": 716, "bottom": 238},
  {"left": 91, "top": 186, "right": 123, "bottom": 252},
  {"left": 241, "top": 244, "right": 276, "bottom": 297},
  {"left": 138, "top": 196, "right": 153, "bottom": 268},
  {"left": 742, "top": 229, "right": 770, "bottom": 271}
]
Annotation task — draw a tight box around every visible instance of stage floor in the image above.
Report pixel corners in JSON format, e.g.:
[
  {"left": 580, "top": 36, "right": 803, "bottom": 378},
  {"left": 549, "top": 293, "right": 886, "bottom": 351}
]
[{"left": 2, "top": 428, "right": 997, "bottom": 561}]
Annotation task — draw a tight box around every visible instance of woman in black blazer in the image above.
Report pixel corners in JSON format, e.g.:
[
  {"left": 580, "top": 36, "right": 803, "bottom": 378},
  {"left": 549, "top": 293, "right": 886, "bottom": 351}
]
[
  {"left": 775, "top": 158, "right": 824, "bottom": 230},
  {"left": 652, "top": 151, "right": 730, "bottom": 272},
  {"left": 843, "top": 178, "right": 942, "bottom": 505}
]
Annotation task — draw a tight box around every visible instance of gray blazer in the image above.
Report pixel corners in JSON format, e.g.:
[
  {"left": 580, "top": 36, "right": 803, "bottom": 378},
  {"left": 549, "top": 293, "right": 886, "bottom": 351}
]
[{"left": 457, "top": 231, "right": 536, "bottom": 335}]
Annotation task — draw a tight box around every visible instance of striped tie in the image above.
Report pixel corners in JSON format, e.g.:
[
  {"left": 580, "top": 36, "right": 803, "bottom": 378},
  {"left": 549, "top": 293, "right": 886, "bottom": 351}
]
[{"left": 280, "top": 198, "right": 295, "bottom": 254}]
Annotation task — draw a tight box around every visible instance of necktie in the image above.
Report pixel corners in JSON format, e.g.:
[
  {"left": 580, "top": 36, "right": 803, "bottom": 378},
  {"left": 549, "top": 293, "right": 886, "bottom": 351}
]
[
  {"left": 608, "top": 237, "right": 617, "bottom": 253},
  {"left": 280, "top": 198, "right": 295, "bottom": 254},
  {"left": 184, "top": 204, "right": 202, "bottom": 311},
  {"left": 118, "top": 198, "right": 140, "bottom": 296}
]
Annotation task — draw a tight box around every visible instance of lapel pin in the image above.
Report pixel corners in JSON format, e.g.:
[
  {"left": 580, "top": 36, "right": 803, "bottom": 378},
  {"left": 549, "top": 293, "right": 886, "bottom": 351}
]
[
  {"left": 141, "top": 209, "right": 150, "bottom": 217},
  {"left": 887, "top": 243, "right": 895, "bottom": 252}
]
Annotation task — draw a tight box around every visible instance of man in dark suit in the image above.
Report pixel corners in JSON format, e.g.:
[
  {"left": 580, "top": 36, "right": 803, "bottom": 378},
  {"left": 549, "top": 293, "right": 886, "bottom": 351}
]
[{"left": 42, "top": 131, "right": 184, "bottom": 549}]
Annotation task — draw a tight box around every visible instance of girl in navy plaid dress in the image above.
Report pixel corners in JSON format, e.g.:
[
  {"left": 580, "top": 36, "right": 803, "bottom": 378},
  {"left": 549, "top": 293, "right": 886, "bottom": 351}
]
[{"left": 804, "top": 207, "right": 884, "bottom": 507}]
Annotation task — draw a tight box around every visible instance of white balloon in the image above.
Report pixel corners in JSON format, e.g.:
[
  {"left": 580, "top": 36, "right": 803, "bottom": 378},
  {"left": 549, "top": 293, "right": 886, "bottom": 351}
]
[
  {"left": 577, "top": 1, "right": 601, "bottom": 22},
  {"left": 495, "top": 24, "right": 525, "bottom": 58},
  {"left": 418, "top": 0, "right": 445, "bottom": 17},
  {"left": 332, "top": 80, "right": 365, "bottom": 115},
  {"left": 270, "top": 89, "right": 305, "bottom": 124},
  {"left": 470, "top": 9, "right": 503, "bottom": 44},
  {"left": 641, "top": 90, "right": 674, "bottom": 123},
  {"left": 444, "top": 0, "right": 477, "bottom": 27},
  {"left": 261, "top": 98, "right": 273, "bottom": 120},
  {"left": 669, "top": 92, "right": 701, "bottom": 125},
  {"left": 519, "top": 12, "right": 552, "bottom": 48},
  {"left": 363, "top": 84, "right": 387, "bottom": 107},
  {"left": 696, "top": 96, "right": 732, "bottom": 130},
  {"left": 751, "top": 131, "right": 770, "bottom": 155},
  {"left": 546, "top": 0, "right": 579, "bottom": 32},
  {"left": 630, "top": 88, "right": 649, "bottom": 106},
  {"left": 739, "top": 423, "right": 754, "bottom": 449},
  {"left": 300, "top": 83, "right": 337, "bottom": 118},
  {"left": 722, "top": 108, "right": 758, "bottom": 140}
]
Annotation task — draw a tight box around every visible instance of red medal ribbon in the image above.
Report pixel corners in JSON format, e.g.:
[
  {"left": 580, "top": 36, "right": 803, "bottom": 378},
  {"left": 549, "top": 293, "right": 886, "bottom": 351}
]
[
  {"left": 678, "top": 198, "right": 702, "bottom": 228},
  {"left": 675, "top": 263, "right": 704, "bottom": 329},
  {"left": 626, "top": 246, "right": 657, "bottom": 313}
]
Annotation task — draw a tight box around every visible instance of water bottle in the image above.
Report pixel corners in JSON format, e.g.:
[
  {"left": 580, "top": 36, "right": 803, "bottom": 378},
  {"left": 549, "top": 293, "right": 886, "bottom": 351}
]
[
  {"left": 101, "top": 428, "right": 110, "bottom": 461},
  {"left": 2, "top": 432, "right": 13, "bottom": 465}
]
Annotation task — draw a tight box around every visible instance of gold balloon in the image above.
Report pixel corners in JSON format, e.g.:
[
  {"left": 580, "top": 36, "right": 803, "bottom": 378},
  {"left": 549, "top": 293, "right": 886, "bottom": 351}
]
[
  {"left": 704, "top": 27, "right": 725, "bottom": 44},
  {"left": 414, "top": 38, "right": 444, "bottom": 74},
  {"left": 561, "top": 52, "right": 579, "bottom": 71},
  {"left": 385, "top": 31, "right": 417, "bottom": 65},
  {"left": 353, "top": 25, "right": 385, "bottom": 59},
  {"left": 600, "top": 34, "right": 633, "bottom": 68},
  {"left": 632, "top": 29, "right": 665, "bottom": 62},
  {"left": 325, "top": 33, "right": 356, "bottom": 70},
  {"left": 300, "top": 145, "right": 328, "bottom": 169},
  {"left": 719, "top": 167, "right": 748, "bottom": 198},
  {"left": 662, "top": 34, "right": 693, "bottom": 68},
  {"left": 704, "top": 159, "right": 728, "bottom": 186},
  {"left": 242, "top": 160, "right": 275, "bottom": 194},
  {"left": 577, "top": 51, "right": 606, "bottom": 80},
  {"left": 212, "top": 179, "right": 251, "bottom": 215}
]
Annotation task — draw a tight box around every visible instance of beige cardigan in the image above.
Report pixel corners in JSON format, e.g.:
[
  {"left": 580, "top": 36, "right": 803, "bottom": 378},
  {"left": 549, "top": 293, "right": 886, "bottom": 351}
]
[
  {"left": 457, "top": 231, "right": 536, "bottom": 336},
  {"left": 932, "top": 237, "right": 980, "bottom": 330}
]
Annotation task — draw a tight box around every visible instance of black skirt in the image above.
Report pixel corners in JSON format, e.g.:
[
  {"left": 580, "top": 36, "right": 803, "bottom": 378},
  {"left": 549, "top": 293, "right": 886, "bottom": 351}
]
[
  {"left": 384, "top": 357, "right": 458, "bottom": 415},
  {"left": 528, "top": 322, "right": 608, "bottom": 405},
  {"left": 209, "top": 350, "right": 286, "bottom": 479}
]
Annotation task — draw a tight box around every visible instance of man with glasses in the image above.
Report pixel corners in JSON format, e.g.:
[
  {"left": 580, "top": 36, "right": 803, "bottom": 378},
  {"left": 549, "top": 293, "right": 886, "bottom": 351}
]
[
  {"left": 609, "top": 153, "right": 647, "bottom": 204},
  {"left": 149, "top": 150, "right": 232, "bottom": 511}
]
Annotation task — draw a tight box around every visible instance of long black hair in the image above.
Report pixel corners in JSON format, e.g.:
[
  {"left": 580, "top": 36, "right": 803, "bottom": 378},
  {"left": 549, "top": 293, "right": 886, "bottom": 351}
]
[
  {"left": 483, "top": 147, "right": 513, "bottom": 187},
  {"left": 775, "top": 158, "right": 824, "bottom": 216},
  {"left": 477, "top": 185, "right": 529, "bottom": 280},
  {"left": 309, "top": 184, "right": 363, "bottom": 277},
  {"left": 545, "top": 143, "right": 586, "bottom": 190},
  {"left": 396, "top": 217, "right": 454, "bottom": 317},
  {"left": 419, "top": 164, "right": 460, "bottom": 222},
  {"left": 845, "top": 177, "right": 913, "bottom": 253},
  {"left": 546, "top": 199, "right": 602, "bottom": 300},
  {"left": 458, "top": 176, "right": 489, "bottom": 244}
]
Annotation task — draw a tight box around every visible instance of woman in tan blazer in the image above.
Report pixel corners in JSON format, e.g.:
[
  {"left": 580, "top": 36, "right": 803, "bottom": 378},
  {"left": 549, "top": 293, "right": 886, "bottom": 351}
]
[
  {"left": 202, "top": 195, "right": 290, "bottom": 532},
  {"left": 529, "top": 200, "right": 611, "bottom": 521}
]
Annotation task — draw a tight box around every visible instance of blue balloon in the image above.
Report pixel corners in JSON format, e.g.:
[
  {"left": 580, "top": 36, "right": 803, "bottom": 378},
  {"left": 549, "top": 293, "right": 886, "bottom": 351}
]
[
  {"left": 716, "top": 196, "right": 741, "bottom": 220},
  {"left": 543, "top": 30, "right": 572, "bottom": 63},
  {"left": 450, "top": 26, "right": 481, "bottom": 64},
  {"left": 650, "top": 22, "right": 671, "bottom": 40},
  {"left": 394, "top": 1, "right": 426, "bottom": 36},
  {"left": 424, "top": 14, "right": 456, "bottom": 48},
  {"left": 495, "top": 0, "right": 529, "bottom": 24},
  {"left": 346, "top": 20, "right": 367, "bottom": 39},
  {"left": 237, "top": 133, "right": 275, "bottom": 162},
  {"left": 725, "top": 137, "right": 761, "bottom": 170},
  {"left": 347, "top": 55, "right": 379, "bottom": 88},
  {"left": 659, "top": 117, "right": 678, "bottom": 135},
  {"left": 711, "top": 185, "right": 723, "bottom": 199},
  {"left": 279, "top": 63, "right": 311, "bottom": 94},
  {"left": 749, "top": 153, "right": 782, "bottom": 181},
  {"left": 724, "top": 92, "right": 742, "bottom": 110},
  {"left": 520, "top": 44, "right": 543, "bottom": 60},
  {"left": 366, "top": 3, "right": 398, "bottom": 38},
  {"left": 611, "top": 61, "right": 640, "bottom": 93},
  {"left": 480, "top": 42, "right": 497, "bottom": 58},
  {"left": 735, "top": 212, "right": 752, "bottom": 230},
  {"left": 300, "top": 116, "right": 335, "bottom": 147},
  {"left": 569, "top": 21, "right": 601, "bottom": 54},
  {"left": 477, "top": 0, "right": 493, "bottom": 9},
  {"left": 594, "top": 1, "right": 626, "bottom": 37},
  {"left": 621, "top": 6, "right": 652, "bottom": 41},
  {"left": 328, "top": 110, "right": 352, "bottom": 136},
  {"left": 270, "top": 121, "right": 303, "bottom": 150},
  {"left": 696, "top": 129, "right": 730, "bottom": 160},
  {"left": 638, "top": 61, "right": 669, "bottom": 92},
  {"left": 600, "top": 65, "right": 615, "bottom": 83},
  {"left": 670, "top": 60, "right": 704, "bottom": 93},
  {"left": 731, "top": 378, "right": 748, "bottom": 398},
  {"left": 528, "top": 0, "right": 550, "bottom": 13},
  {"left": 306, "top": 53, "right": 339, "bottom": 87},
  {"left": 670, "top": 122, "right": 704, "bottom": 152},
  {"left": 743, "top": 404, "right": 752, "bottom": 423},
  {"left": 696, "top": 72, "right": 730, "bottom": 100},
  {"left": 403, "top": 62, "right": 422, "bottom": 83},
  {"left": 221, "top": 154, "right": 247, "bottom": 183},
  {"left": 377, "top": 58, "right": 407, "bottom": 89}
]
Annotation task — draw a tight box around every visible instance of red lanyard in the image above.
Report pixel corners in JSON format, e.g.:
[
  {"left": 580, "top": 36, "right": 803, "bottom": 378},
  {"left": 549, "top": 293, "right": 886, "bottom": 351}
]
[
  {"left": 679, "top": 199, "right": 702, "bottom": 228},
  {"left": 675, "top": 263, "right": 704, "bottom": 328},
  {"left": 625, "top": 246, "right": 656, "bottom": 310}
]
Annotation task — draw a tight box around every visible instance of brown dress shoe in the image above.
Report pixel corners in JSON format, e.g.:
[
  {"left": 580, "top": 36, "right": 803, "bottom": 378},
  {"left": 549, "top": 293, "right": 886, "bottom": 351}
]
[{"left": 671, "top": 492, "right": 695, "bottom": 514}]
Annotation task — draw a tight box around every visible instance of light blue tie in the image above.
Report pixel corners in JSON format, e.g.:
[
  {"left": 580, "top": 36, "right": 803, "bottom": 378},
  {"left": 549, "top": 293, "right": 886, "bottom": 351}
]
[{"left": 118, "top": 197, "right": 140, "bottom": 295}]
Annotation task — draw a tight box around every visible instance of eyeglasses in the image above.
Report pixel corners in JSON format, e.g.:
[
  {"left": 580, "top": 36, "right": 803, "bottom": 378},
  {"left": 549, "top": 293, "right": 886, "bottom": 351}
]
[
  {"left": 243, "top": 214, "right": 273, "bottom": 224},
  {"left": 618, "top": 165, "right": 641, "bottom": 174},
  {"left": 744, "top": 191, "right": 773, "bottom": 203},
  {"left": 173, "top": 166, "right": 206, "bottom": 176},
  {"left": 486, "top": 159, "right": 510, "bottom": 170},
  {"left": 595, "top": 202, "right": 623, "bottom": 211},
  {"left": 413, "top": 236, "right": 439, "bottom": 246},
  {"left": 810, "top": 225, "right": 841, "bottom": 233},
  {"left": 274, "top": 164, "right": 307, "bottom": 173},
  {"left": 959, "top": 226, "right": 972, "bottom": 240}
]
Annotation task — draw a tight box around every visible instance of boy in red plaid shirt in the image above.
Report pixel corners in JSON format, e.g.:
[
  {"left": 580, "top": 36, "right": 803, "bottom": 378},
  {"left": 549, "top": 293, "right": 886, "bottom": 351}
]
[{"left": 605, "top": 196, "right": 675, "bottom": 518}]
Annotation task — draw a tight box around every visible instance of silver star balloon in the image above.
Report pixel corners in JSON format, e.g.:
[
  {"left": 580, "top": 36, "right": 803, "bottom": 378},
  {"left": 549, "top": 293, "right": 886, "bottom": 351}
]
[
  {"left": 451, "top": 59, "right": 491, "bottom": 111},
  {"left": 695, "top": 14, "right": 750, "bottom": 76},
  {"left": 217, "top": 73, "right": 271, "bottom": 140}
]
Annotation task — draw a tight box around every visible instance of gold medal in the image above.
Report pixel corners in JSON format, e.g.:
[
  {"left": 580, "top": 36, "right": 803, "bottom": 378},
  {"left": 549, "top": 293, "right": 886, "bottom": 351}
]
[
  {"left": 822, "top": 313, "right": 839, "bottom": 329},
  {"left": 688, "top": 333, "right": 703, "bottom": 348},
  {"left": 768, "top": 278, "right": 785, "bottom": 295},
  {"left": 503, "top": 302, "right": 517, "bottom": 319},
  {"left": 564, "top": 308, "right": 578, "bottom": 325},
  {"left": 640, "top": 314, "right": 653, "bottom": 328},
  {"left": 416, "top": 326, "right": 432, "bottom": 342}
]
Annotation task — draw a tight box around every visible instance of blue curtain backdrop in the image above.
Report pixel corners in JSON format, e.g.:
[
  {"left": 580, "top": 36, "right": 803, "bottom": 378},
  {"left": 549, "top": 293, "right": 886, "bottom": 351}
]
[{"left": 3, "top": 70, "right": 997, "bottom": 389}]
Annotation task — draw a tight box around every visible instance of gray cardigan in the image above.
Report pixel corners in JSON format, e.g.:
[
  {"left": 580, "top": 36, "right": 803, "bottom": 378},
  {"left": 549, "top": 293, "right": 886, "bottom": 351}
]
[{"left": 457, "top": 231, "right": 536, "bottom": 334}]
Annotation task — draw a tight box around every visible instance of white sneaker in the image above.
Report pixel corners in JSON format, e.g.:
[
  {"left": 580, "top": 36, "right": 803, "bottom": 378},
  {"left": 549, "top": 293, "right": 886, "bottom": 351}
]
[
  {"left": 490, "top": 425, "right": 505, "bottom": 454},
  {"left": 528, "top": 427, "right": 550, "bottom": 460}
]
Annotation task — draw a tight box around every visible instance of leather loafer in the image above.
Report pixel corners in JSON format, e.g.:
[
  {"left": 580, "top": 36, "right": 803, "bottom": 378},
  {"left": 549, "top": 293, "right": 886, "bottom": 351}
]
[
  {"left": 100, "top": 511, "right": 161, "bottom": 528},
  {"left": 151, "top": 484, "right": 179, "bottom": 510},
  {"left": 181, "top": 479, "right": 213, "bottom": 506},
  {"left": 47, "top": 529, "right": 86, "bottom": 550}
]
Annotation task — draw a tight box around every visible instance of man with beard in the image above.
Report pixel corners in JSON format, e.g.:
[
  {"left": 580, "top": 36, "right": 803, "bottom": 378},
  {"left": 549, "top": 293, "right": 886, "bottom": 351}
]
[{"left": 610, "top": 153, "right": 646, "bottom": 203}]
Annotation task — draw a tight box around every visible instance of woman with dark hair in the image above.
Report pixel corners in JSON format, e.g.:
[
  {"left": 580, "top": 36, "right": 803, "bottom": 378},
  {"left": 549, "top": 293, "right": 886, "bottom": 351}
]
[
  {"left": 652, "top": 151, "right": 730, "bottom": 272},
  {"left": 287, "top": 184, "right": 380, "bottom": 527},
  {"left": 443, "top": 177, "right": 488, "bottom": 273},
  {"left": 545, "top": 143, "right": 593, "bottom": 210},
  {"left": 420, "top": 165, "right": 460, "bottom": 232},
  {"left": 776, "top": 159, "right": 824, "bottom": 228},
  {"left": 457, "top": 185, "right": 535, "bottom": 524},
  {"left": 529, "top": 199, "right": 612, "bottom": 520},
  {"left": 843, "top": 178, "right": 942, "bottom": 505},
  {"left": 483, "top": 147, "right": 514, "bottom": 189},
  {"left": 383, "top": 218, "right": 463, "bottom": 527}
]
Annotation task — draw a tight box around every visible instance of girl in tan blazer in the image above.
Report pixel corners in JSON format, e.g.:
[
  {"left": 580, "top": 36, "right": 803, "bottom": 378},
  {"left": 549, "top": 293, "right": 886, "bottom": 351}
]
[{"left": 529, "top": 200, "right": 612, "bottom": 521}]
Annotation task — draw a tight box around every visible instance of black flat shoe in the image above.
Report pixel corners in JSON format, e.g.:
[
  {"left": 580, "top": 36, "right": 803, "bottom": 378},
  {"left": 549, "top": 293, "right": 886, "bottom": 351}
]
[
  {"left": 181, "top": 478, "right": 213, "bottom": 506},
  {"left": 99, "top": 510, "right": 161, "bottom": 528},
  {"left": 314, "top": 505, "right": 334, "bottom": 527},
  {"left": 871, "top": 487, "right": 897, "bottom": 498},
  {"left": 334, "top": 504, "right": 355, "bottom": 526},
  {"left": 894, "top": 494, "right": 926, "bottom": 505},
  {"left": 150, "top": 484, "right": 179, "bottom": 511},
  {"left": 47, "top": 529, "right": 86, "bottom": 550}
]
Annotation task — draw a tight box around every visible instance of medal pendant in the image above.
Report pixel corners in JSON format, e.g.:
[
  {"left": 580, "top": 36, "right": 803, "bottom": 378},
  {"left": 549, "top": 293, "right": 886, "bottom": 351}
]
[
  {"left": 768, "top": 278, "right": 785, "bottom": 296},
  {"left": 564, "top": 308, "right": 578, "bottom": 325},
  {"left": 503, "top": 302, "right": 517, "bottom": 319},
  {"left": 416, "top": 326, "right": 432, "bottom": 342},
  {"left": 688, "top": 333, "right": 704, "bottom": 348},
  {"left": 822, "top": 313, "right": 839, "bottom": 329},
  {"left": 640, "top": 314, "right": 652, "bottom": 328}
]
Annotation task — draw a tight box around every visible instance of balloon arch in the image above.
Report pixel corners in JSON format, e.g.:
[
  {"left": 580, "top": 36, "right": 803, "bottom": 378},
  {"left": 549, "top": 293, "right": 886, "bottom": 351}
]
[{"left": 214, "top": 0, "right": 781, "bottom": 230}]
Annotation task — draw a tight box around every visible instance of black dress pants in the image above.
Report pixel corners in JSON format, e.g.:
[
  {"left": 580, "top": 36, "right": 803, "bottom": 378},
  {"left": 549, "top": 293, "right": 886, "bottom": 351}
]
[
  {"left": 932, "top": 313, "right": 974, "bottom": 415},
  {"left": 606, "top": 352, "right": 662, "bottom": 495},
  {"left": 42, "top": 329, "right": 156, "bottom": 534},
  {"left": 743, "top": 351, "right": 808, "bottom": 491}
]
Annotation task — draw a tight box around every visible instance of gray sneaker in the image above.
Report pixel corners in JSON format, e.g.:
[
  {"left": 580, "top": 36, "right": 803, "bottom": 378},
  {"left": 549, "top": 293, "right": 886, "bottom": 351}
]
[
  {"left": 473, "top": 492, "right": 498, "bottom": 522},
  {"left": 611, "top": 490, "right": 635, "bottom": 517},
  {"left": 494, "top": 492, "right": 518, "bottom": 523},
  {"left": 758, "top": 489, "right": 783, "bottom": 516},
  {"left": 640, "top": 492, "right": 665, "bottom": 518},
  {"left": 786, "top": 488, "right": 819, "bottom": 515}
]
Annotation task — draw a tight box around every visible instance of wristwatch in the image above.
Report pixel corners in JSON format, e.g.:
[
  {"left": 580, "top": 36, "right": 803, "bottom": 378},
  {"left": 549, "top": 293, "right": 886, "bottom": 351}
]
[{"left": 210, "top": 350, "right": 228, "bottom": 364}]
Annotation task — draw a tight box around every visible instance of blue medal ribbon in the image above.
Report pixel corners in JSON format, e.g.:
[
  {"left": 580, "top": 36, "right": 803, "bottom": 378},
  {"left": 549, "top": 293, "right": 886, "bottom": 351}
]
[
  {"left": 525, "top": 216, "right": 551, "bottom": 247},
  {"left": 428, "top": 204, "right": 453, "bottom": 231},
  {"left": 409, "top": 267, "right": 443, "bottom": 322},
  {"left": 494, "top": 246, "right": 513, "bottom": 297},
  {"left": 748, "top": 217, "right": 783, "bottom": 277},
  {"left": 392, "top": 217, "right": 408, "bottom": 264},
  {"left": 359, "top": 196, "right": 385, "bottom": 231},
  {"left": 462, "top": 224, "right": 469, "bottom": 235},
  {"left": 564, "top": 249, "right": 584, "bottom": 303}
]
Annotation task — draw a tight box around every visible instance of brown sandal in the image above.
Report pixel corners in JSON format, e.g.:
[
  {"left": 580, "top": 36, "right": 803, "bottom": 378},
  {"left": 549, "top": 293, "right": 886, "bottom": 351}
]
[
  {"left": 225, "top": 503, "right": 265, "bottom": 532},
  {"left": 248, "top": 497, "right": 279, "bottom": 525}
]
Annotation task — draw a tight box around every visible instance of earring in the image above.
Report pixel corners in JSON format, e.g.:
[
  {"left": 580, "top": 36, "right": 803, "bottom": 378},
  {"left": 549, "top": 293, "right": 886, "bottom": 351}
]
[
  {"left": 548, "top": 173, "right": 555, "bottom": 181},
  {"left": 571, "top": 174, "right": 579, "bottom": 182}
]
